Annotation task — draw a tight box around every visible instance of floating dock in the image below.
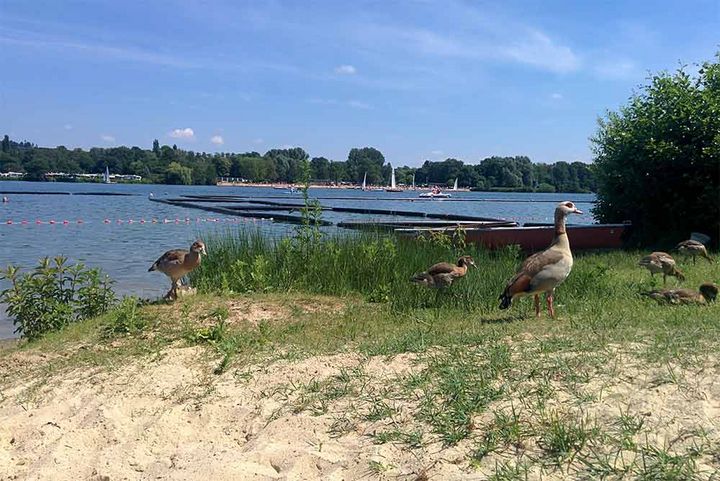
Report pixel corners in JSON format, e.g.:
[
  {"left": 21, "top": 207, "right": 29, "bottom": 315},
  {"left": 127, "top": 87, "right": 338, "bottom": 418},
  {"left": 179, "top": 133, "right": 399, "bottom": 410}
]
[{"left": 149, "top": 195, "right": 516, "bottom": 229}]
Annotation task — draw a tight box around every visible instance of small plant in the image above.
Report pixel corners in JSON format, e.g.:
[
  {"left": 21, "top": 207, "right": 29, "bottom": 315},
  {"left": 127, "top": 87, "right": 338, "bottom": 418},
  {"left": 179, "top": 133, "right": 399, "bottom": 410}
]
[
  {"left": 294, "top": 156, "right": 324, "bottom": 254},
  {"left": 537, "top": 410, "right": 592, "bottom": 465},
  {"left": 102, "top": 297, "right": 146, "bottom": 337},
  {"left": 184, "top": 306, "right": 240, "bottom": 374},
  {"left": 1, "top": 257, "right": 115, "bottom": 340}
]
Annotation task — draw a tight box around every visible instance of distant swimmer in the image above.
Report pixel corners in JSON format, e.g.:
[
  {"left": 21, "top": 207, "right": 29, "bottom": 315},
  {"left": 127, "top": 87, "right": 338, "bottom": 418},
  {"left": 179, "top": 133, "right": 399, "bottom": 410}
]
[{"left": 2, "top": 196, "right": 8, "bottom": 203}]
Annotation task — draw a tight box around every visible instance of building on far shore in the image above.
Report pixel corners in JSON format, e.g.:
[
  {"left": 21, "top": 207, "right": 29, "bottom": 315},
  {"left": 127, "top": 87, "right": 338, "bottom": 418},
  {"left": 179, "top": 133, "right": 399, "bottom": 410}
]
[
  {"left": 45, "top": 172, "right": 143, "bottom": 182},
  {"left": 0, "top": 171, "right": 25, "bottom": 178}
]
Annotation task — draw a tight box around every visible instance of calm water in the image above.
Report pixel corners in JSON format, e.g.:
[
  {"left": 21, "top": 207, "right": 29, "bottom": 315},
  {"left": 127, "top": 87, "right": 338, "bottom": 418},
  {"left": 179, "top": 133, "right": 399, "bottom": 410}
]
[{"left": 0, "top": 181, "right": 595, "bottom": 338}]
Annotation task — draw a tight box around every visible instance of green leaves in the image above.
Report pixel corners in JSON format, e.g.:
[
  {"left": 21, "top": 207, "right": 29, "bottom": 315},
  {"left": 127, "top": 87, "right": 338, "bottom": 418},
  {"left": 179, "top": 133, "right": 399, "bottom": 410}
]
[
  {"left": 592, "top": 54, "right": 720, "bottom": 245},
  {"left": 0, "top": 256, "right": 116, "bottom": 340}
]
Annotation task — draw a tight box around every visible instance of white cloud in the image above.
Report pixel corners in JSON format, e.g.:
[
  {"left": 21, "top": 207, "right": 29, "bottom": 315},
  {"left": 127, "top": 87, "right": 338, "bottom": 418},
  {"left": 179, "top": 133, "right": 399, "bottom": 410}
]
[
  {"left": 101, "top": 134, "right": 115, "bottom": 142},
  {"left": 210, "top": 135, "right": 224, "bottom": 145},
  {"left": 347, "top": 100, "right": 371, "bottom": 109},
  {"left": 501, "top": 30, "right": 580, "bottom": 74},
  {"left": 169, "top": 127, "right": 195, "bottom": 139},
  {"left": 594, "top": 59, "right": 638, "bottom": 80},
  {"left": 252, "top": 138, "right": 264, "bottom": 144},
  {"left": 0, "top": 29, "right": 197, "bottom": 69},
  {"left": 357, "top": 13, "right": 580, "bottom": 74},
  {"left": 334, "top": 64, "right": 357, "bottom": 75},
  {"left": 63, "top": 123, "right": 73, "bottom": 130},
  {"left": 550, "top": 92, "right": 563, "bottom": 100},
  {"left": 430, "top": 150, "right": 443, "bottom": 155}
]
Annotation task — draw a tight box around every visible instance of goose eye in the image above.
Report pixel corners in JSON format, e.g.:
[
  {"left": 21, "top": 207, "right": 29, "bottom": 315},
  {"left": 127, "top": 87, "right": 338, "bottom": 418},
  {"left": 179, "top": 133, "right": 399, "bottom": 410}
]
[{"left": 565, "top": 202, "right": 573, "bottom": 208}]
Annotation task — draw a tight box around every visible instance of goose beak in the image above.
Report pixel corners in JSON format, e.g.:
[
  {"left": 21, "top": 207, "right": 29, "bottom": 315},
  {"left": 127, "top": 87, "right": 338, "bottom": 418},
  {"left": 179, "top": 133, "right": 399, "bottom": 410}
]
[
  {"left": 573, "top": 208, "right": 583, "bottom": 215},
  {"left": 202, "top": 246, "right": 208, "bottom": 255}
]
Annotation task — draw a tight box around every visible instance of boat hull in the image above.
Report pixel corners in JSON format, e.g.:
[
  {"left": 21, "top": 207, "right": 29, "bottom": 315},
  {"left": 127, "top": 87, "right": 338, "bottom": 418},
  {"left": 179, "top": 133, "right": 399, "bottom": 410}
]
[
  {"left": 419, "top": 193, "right": 451, "bottom": 198},
  {"left": 463, "top": 224, "right": 629, "bottom": 250}
]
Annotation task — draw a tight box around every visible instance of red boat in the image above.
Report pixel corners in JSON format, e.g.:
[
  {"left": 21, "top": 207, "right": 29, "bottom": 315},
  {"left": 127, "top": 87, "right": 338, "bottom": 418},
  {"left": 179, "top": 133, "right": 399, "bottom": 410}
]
[{"left": 397, "top": 223, "right": 630, "bottom": 251}]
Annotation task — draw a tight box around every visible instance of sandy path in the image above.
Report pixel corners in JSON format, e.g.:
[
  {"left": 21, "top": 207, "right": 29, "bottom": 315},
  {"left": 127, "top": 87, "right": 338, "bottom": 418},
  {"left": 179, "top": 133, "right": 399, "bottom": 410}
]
[{"left": 2, "top": 345, "right": 720, "bottom": 480}]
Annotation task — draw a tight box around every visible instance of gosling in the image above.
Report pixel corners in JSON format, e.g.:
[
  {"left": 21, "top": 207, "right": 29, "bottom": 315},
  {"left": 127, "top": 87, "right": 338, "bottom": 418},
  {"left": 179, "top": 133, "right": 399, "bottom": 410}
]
[
  {"left": 639, "top": 252, "right": 685, "bottom": 285},
  {"left": 411, "top": 255, "right": 476, "bottom": 288},
  {"left": 676, "top": 239, "right": 714, "bottom": 264},
  {"left": 642, "top": 283, "right": 719, "bottom": 305}
]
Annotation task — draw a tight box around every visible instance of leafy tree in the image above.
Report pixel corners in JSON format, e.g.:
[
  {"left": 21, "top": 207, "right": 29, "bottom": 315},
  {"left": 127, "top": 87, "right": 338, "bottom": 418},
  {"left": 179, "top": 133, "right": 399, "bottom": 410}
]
[
  {"left": 1, "top": 135, "right": 9, "bottom": 153},
  {"left": 24, "top": 157, "right": 50, "bottom": 181},
  {"left": 328, "top": 161, "right": 347, "bottom": 183},
  {"left": 165, "top": 162, "right": 193, "bottom": 185},
  {"left": 592, "top": 55, "right": 720, "bottom": 245},
  {"left": 310, "top": 156, "right": 331, "bottom": 180},
  {"left": 346, "top": 147, "right": 385, "bottom": 184}
]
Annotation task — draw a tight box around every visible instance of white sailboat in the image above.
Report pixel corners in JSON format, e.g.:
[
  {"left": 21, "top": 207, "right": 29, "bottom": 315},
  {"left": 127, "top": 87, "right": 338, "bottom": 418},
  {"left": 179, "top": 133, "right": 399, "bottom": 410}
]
[
  {"left": 361, "top": 172, "right": 367, "bottom": 191},
  {"left": 103, "top": 165, "right": 114, "bottom": 184},
  {"left": 386, "top": 167, "right": 402, "bottom": 192},
  {"left": 412, "top": 173, "right": 416, "bottom": 190},
  {"left": 452, "top": 178, "right": 458, "bottom": 191}
]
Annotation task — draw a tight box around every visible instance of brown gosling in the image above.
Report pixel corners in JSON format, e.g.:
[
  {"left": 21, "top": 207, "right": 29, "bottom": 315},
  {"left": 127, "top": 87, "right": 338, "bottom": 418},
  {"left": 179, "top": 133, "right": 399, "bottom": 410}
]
[
  {"left": 410, "top": 255, "right": 476, "bottom": 288},
  {"left": 643, "top": 282, "right": 719, "bottom": 305},
  {"left": 638, "top": 252, "right": 685, "bottom": 285},
  {"left": 149, "top": 240, "right": 207, "bottom": 300},
  {"left": 499, "top": 201, "right": 583, "bottom": 318},
  {"left": 676, "top": 239, "right": 714, "bottom": 264}
]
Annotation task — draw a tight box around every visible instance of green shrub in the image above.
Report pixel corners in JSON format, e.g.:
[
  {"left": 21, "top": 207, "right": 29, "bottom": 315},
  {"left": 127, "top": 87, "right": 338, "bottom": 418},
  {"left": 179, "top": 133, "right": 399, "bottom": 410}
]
[
  {"left": 592, "top": 53, "right": 720, "bottom": 245},
  {"left": 1, "top": 257, "right": 115, "bottom": 340}
]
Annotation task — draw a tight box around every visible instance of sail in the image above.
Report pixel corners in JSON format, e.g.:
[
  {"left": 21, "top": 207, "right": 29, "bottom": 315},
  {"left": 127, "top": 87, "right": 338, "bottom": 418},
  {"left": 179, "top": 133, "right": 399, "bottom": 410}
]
[
  {"left": 362, "top": 172, "right": 367, "bottom": 190},
  {"left": 412, "top": 173, "right": 416, "bottom": 190},
  {"left": 390, "top": 168, "right": 396, "bottom": 189},
  {"left": 453, "top": 178, "right": 458, "bottom": 190},
  {"left": 104, "top": 166, "right": 110, "bottom": 183}
]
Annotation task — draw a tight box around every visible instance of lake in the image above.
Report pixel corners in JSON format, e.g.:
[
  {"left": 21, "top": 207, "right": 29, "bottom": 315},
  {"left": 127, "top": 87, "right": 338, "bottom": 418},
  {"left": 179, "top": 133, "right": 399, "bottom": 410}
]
[{"left": 0, "top": 181, "right": 595, "bottom": 338}]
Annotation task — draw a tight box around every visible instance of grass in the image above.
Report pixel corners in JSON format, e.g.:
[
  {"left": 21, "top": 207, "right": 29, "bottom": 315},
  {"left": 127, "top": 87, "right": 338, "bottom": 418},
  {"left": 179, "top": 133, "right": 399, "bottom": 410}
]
[{"left": 2, "top": 228, "right": 720, "bottom": 479}]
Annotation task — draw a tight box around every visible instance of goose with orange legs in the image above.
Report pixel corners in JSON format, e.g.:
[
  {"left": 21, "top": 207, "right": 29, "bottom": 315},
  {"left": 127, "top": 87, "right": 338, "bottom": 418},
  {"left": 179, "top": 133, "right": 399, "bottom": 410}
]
[
  {"left": 149, "top": 240, "right": 207, "bottom": 300},
  {"left": 411, "top": 256, "right": 476, "bottom": 288},
  {"left": 638, "top": 252, "right": 684, "bottom": 285},
  {"left": 499, "top": 201, "right": 582, "bottom": 318}
]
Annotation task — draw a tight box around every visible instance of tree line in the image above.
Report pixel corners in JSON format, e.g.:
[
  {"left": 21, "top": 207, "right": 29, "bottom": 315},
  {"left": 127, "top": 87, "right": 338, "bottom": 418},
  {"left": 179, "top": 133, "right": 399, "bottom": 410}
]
[{"left": 0, "top": 136, "right": 596, "bottom": 192}]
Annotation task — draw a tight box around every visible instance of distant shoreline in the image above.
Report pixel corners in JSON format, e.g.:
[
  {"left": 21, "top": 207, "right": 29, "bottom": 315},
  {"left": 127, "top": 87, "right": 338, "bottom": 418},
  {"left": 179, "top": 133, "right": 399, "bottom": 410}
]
[
  {"left": 0, "top": 179, "right": 594, "bottom": 194},
  {"left": 216, "top": 181, "right": 472, "bottom": 192}
]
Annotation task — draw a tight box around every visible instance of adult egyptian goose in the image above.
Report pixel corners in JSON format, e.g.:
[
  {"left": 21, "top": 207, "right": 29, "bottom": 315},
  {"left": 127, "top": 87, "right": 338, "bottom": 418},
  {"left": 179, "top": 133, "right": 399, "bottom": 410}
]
[
  {"left": 410, "top": 256, "right": 476, "bottom": 288},
  {"left": 676, "top": 240, "right": 714, "bottom": 264},
  {"left": 499, "top": 201, "right": 582, "bottom": 318},
  {"left": 643, "top": 283, "right": 718, "bottom": 305},
  {"left": 638, "top": 252, "right": 685, "bottom": 284},
  {"left": 149, "top": 240, "right": 207, "bottom": 299}
]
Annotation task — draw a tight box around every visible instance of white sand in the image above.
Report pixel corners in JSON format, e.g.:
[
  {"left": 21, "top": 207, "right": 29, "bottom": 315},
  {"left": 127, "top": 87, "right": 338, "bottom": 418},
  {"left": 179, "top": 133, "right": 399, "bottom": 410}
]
[{"left": 2, "top": 344, "right": 720, "bottom": 480}]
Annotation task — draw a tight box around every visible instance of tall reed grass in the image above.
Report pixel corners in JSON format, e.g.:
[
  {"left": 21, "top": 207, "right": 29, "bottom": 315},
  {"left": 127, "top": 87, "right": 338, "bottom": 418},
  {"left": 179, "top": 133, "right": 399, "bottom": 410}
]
[
  {"left": 190, "top": 228, "right": 521, "bottom": 313},
  {"left": 190, "top": 227, "right": 720, "bottom": 326}
]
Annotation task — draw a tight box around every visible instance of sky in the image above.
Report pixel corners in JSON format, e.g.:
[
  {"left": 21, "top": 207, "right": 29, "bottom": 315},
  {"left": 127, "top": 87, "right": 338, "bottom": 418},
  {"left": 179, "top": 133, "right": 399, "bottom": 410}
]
[{"left": 1, "top": 0, "right": 718, "bottom": 166}]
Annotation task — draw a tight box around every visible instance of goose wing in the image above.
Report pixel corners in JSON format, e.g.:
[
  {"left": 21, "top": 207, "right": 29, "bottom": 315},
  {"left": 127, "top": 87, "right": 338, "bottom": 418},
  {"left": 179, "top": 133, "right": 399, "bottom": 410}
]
[
  {"left": 654, "top": 252, "right": 676, "bottom": 266},
  {"left": 504, "top": 249, "right": 565, "bottom": 296},
  {"left": 149, "top": 249, "right": 188, "bottom": 271},
  {"left": 426, "top": 262, "right": 456, "bottom": 276},
  {"left": 676, "top": 239, "right": 704, "bottom": 249}
]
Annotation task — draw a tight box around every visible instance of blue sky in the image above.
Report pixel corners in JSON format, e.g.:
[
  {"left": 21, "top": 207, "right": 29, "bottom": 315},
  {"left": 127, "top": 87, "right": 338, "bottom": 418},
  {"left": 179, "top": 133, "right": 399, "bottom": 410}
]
[{"left": 1, "top": 0, "right": 717, "bottom": 166}]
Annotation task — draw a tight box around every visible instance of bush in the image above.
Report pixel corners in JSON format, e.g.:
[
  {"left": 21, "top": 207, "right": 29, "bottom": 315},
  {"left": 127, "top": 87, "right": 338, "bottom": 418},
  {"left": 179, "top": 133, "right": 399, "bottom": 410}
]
[
  {"left": 592, "top": 53, "right": 720, "bottom": 246},
  {"left": 1, "top": 257, "right": 116, "bottom": 340}
]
